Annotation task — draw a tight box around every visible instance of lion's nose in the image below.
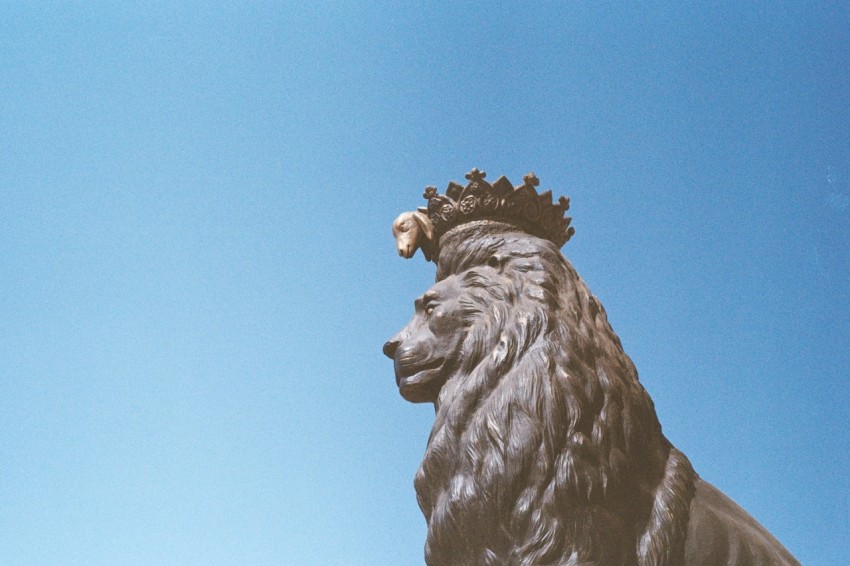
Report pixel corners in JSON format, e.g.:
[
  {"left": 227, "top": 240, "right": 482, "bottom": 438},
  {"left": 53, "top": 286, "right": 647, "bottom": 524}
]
[{"left": 383, "top": 339, "right": 400, "bottom": 359}]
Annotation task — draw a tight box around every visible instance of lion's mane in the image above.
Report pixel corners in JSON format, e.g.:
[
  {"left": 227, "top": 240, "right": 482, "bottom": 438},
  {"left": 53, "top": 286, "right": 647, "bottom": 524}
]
[{"left": 415, "top": 223, "right": 695, "bottom": 566}]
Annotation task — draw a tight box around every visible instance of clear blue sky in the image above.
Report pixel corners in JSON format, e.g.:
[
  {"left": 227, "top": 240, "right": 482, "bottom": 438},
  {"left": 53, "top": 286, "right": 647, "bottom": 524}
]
[{"left": 1, "top": 3, "right": 848, "bottom": 565}]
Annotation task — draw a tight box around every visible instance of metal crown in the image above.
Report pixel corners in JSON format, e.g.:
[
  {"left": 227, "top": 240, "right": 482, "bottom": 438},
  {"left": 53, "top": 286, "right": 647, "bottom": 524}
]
[{"left": 422, "top": 168, "right": 575, "bottom": 248}]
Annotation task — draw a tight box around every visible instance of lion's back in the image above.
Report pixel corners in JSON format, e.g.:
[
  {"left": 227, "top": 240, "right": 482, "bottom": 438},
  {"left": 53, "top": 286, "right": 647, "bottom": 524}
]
[{"left": 684, "top": 479, "right": 799, "bottom": 566}]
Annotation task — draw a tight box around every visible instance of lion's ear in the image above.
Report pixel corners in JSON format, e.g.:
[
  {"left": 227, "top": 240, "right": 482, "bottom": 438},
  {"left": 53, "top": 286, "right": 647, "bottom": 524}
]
[{"left": 486, "top": 255, "right": 507, "bottom": 272}]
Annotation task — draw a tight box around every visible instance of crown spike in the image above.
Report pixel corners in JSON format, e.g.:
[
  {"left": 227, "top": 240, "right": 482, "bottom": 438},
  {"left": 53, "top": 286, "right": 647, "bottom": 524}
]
[
  {"left": 491, "top": 176, "right": 513, "bottom": 196},
  {"left": 446, "top": 181, "right": 464, "bottom": 201}
]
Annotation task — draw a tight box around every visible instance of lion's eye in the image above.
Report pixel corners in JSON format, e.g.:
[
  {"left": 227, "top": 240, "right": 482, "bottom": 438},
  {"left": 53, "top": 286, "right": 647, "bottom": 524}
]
[{"left": 425, "top": 304, "right": 436, "bottom": 315}]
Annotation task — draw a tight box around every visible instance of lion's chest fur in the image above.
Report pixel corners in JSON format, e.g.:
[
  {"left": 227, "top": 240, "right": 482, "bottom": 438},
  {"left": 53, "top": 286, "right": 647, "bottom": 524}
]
[{"left": 414, "top": 375, "right": 645, "bottom": 566}]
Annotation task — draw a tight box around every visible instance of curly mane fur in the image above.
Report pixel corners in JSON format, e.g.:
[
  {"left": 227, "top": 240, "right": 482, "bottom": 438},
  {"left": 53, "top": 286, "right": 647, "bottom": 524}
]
[{"left": 416, "top": 224, "right": 696, "bottom": 566}]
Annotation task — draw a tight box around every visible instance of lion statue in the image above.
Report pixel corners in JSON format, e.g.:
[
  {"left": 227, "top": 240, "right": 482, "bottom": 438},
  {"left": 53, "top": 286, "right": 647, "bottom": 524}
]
[{"left": 384, "top": 221, "right": 799, "bottom": 566}]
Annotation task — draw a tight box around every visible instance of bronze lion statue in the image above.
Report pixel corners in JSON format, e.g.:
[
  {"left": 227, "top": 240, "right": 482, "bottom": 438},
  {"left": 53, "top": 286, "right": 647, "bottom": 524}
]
[{"left": 384, "top": 214, "right": 799, "bottom": 565}]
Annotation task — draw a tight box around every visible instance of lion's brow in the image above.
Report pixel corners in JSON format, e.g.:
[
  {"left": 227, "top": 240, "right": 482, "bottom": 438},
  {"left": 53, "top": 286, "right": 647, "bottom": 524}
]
[{"left": 415, "top": 291, "right": 439, "bottom": 309}]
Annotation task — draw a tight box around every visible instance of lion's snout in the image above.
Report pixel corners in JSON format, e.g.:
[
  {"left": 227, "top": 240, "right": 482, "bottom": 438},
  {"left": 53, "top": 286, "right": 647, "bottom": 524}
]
[
  {"left": 384, "top": 326, "right": 446, "bottom": 402},
  {"left": 383, "top": 327, "right": 410, "bottom": 360},
  {"left": 394, "top": 343, "right": 427, "bottom": 371}
]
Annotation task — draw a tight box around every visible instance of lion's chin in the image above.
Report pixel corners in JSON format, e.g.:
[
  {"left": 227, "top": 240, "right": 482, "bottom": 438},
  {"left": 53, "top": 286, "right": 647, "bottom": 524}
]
[{"left": 398, "top": 366, "right": 446, "bottom": 404}]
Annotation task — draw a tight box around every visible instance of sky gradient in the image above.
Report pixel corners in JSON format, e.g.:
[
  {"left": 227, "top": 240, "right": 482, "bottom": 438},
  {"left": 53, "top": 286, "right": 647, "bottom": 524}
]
[{"left": 2, "top": 3, "right": 848, "bottom": 564}]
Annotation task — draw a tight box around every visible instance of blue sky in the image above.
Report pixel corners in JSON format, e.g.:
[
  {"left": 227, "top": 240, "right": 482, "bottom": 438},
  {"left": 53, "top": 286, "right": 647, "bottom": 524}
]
[{"left": 1, "top": 3, "right": 848, "bottom": 564}]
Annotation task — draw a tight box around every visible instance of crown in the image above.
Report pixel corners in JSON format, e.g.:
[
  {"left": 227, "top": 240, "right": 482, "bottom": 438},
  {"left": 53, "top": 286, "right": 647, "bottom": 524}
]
[{"left": 422, "top": 168, "right": 575, "bottom": 248}]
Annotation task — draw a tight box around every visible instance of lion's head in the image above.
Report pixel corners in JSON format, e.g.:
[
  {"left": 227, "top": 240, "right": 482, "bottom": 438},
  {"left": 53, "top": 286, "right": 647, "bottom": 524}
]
[
  {"left": 385, "top": 227, "right": 679, "bottom": 565},
  {"left": 383, "top": 272, "right": 471, "bottom": 404}
]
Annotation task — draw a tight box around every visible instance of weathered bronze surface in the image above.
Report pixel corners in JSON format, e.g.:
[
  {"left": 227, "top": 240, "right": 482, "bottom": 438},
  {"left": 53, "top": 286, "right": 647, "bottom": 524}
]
[{"left": 384, "top": 170, "right": 799, "bottom": 566}]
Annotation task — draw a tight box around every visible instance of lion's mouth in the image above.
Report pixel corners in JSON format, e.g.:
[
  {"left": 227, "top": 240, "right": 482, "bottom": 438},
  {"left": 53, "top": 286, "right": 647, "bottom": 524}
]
[
  {"left": 396, "top": 358, "right": 446, "bottom": 402},
  {"left": 397, "top": 357, "right": 442, "bottom": 381}
]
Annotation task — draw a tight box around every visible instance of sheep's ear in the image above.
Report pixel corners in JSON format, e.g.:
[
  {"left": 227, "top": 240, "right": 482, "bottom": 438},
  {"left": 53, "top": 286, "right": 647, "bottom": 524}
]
[{"left": 413, "top": 211, "right": 434, "bottom": 240}]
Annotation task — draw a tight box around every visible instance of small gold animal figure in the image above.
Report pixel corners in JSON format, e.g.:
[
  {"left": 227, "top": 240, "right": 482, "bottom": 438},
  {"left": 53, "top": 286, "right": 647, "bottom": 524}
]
[{"left": 392, "top": 210, "right": 434, "bottom": 261}]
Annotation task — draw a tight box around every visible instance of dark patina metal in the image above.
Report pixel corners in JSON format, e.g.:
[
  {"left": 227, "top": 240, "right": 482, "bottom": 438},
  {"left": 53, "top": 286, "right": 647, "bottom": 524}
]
[{"left": 385, "top": 170, "right": 799, "bottom": 566}]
